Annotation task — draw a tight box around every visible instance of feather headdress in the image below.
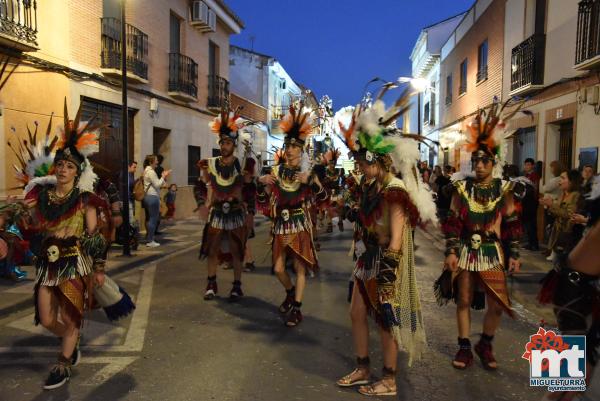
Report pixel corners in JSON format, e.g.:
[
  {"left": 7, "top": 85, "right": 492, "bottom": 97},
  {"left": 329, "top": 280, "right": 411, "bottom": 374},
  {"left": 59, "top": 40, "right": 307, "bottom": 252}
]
[
  {"left": 323, "top": 148, "right": 341, "bottom": 165},
  {"left": 279, "top": 101, "right": 313, "bottom": 146},
  {"left": 462, "top": 97, "right": 529, "bottom": 178},
  {"left": 54, "top": 99, "right": 102, "bottom": 192},
  {"left": 208, "top": 102, "right": 246, "bottom": 144},
  {"left": 8, "top": 115, "right": 59, "bottom": 193},
  {"left": 337, "top": 94, "right": 438, "bottom": 225}
]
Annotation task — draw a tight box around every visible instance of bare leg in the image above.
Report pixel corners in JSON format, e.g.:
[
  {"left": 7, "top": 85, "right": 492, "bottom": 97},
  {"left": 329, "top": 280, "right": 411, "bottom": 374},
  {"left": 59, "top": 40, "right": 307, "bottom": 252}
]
[
  {"left": 59, "top": 308, "right": 80, "bottom": 360},
  {"left": 294, "top": 261, "right": 306, "bottom": 303},
  {"left": 337, "top": 281, "right": 371, "bottom": 387},
  {"left": 207, "top": 252, "right": 218, "bottom": 278},
  {"left": 350, "top": 281, "right": 369, "bottom": 358},
  {"left": 453, "top": 271, "right": 474, "bottom": 369},
  {"left": 380, "top": 328, "right": 399, "bottom": 372},
  {"left": 456, "top": 271, "right": 474, "bottom": 339},
  {"left": 273, "top": 252, "right": 293, "bottom": 290},
  {"left": 37, "top": 286, "right": 68, "bottom": 337},
  {"left": 482, "top": 293, "right": 503, "bottom": 336},
  {"left": 232, "top": 256, "right": 242, "bottom": 282}
]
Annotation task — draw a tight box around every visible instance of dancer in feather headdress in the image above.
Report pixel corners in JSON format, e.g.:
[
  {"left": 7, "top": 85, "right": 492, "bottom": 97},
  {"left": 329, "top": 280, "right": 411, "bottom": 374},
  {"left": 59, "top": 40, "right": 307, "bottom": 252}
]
[
  {"left": 198, "top": 102, "right": 256, "bottom": 301},
  {"left": 435, "top": 98, "right": 525, "bottom": 371},
  {"left": 335, "top": 94, "right": 436, "bottom": 396},
  {"left": 256, "top": 102, "right": 328, "bottom": 327},
  {"left": 2, "top": 99, "right": 111, "bottom": 389},
  {"left": 321, "top": 148, "right": 346, "bottom": 233}
]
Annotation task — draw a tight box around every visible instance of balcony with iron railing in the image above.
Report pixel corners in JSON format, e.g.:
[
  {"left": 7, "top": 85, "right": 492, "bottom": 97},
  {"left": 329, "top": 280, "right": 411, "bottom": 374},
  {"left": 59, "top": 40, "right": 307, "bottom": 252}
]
[
  {"left": 100, "top": 18, "right": 148, "bottom": 83},
  {"left": 575, "top": 0, "right": 600, "bottom": 70},
  {"left": 0, "top": 0, "right": 38, "bottom": 52},
  {"left": 207, "top": 75, "right": 229, "bottom": 110},
  {"left": 168, "top": 52, "right": 198, "bottom": 102},
  {"left": 510, "top": 33, "right": 546, "bottom": 96}
]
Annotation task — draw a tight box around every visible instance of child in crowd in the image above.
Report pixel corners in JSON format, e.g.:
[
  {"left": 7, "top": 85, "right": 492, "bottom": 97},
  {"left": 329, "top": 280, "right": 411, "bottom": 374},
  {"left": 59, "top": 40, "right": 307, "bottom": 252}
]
[{"left": 165, "top": 184, "right": 177, "bottom": 221}]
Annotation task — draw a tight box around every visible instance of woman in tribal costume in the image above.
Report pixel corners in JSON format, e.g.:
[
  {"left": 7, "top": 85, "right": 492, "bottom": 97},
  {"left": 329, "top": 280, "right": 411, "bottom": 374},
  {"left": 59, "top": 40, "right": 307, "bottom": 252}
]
[
  {"left": 257, "top": 103, "right": 327, "bottom": 327},
  {"left": 6, "top": 103, "right": 109, "bottom": 389}
]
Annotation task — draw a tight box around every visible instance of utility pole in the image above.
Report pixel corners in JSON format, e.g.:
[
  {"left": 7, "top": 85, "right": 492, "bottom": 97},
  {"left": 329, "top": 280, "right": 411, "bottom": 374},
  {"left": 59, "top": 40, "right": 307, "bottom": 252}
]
[{"left": 120, "top": 0, "right": 131, "bottom": 256}]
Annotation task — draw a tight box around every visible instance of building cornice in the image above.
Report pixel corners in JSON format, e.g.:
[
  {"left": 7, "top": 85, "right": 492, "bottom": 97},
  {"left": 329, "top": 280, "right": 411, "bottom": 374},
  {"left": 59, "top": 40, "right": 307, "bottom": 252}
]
[{"left": 205, "top": 0, "right": 244, "bottom": 34}]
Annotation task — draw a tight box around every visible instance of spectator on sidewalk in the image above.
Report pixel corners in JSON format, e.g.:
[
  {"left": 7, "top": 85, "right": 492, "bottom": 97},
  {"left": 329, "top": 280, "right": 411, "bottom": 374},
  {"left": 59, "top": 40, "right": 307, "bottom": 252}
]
[
  {"left": 429, "top": 165, "right": 442, "bottom": 192},
  {"left": 541, "top": 160, "right": 565, "bottom": 200},
  {"left": 540, "top": 169, "right": 584, "bottom": 261},
  {"left": 164, "top": 184, "right": 177, "bottom": 221},
  {"left": 581, "top": 164, "right": 596, "bottom": 195},
  {"left": 142, "top": 155, "right": 171, "bottom": 247},
  {"left": 522, "top": 159, "right": 540, "bottom": 251},
  {"left": 153, "top": 155, "right": 165, "bottom": 235},
  {"left": 435, "top": 165, "right": 453, "bottom": 223}
]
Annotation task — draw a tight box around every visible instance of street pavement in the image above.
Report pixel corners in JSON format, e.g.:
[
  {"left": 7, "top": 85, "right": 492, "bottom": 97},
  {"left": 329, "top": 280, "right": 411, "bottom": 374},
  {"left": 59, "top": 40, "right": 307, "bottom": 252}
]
[{"left": 0, "top": 217, "right": 598, "bottom": 401}]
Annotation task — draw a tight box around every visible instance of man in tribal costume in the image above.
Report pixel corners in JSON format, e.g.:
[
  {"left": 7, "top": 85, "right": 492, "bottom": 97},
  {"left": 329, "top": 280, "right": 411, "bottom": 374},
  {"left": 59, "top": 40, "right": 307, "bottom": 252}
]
[
  {"left": 198, "top": 104, "right": 254, "bottom": 301},
  {"left": 335, "top": 97, "right": 437, "bottom": 396},
  {"left": 436, "top": 100, "right": 524, "bottom": 370}
]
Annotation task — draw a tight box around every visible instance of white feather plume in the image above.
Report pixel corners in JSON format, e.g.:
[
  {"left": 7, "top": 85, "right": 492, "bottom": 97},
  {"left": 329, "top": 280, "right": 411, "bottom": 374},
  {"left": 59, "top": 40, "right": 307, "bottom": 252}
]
[
  {"left": 389, "top": 136, "right": 438, "bottom": 227},
  {"left": 357, "top": 100, "right": 387, "bottom": 136},
  {"left": 333, "top": 106, "right": 355, "bottom": 136},
  {"left": 24, "top": 175, "right": 57, "bottom": 195},
  {"left": 77, "top": 160, "right": 98, "bottom": 193}
]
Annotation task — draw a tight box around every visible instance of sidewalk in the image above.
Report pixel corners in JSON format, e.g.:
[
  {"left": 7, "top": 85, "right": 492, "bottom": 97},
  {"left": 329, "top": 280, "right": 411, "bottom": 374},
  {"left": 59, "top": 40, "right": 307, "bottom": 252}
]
[{"left": 0, "top": 217, "right": 205, "bottom": 320}]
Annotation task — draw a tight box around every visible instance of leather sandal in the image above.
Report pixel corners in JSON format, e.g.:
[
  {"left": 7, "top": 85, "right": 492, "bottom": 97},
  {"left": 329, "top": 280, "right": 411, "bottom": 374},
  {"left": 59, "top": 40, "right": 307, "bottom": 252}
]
[
  {"left": 357, "top": 379, "right": 397, "bottom": 396},
  {"left": 452, "top": 347, "right": 473, "bottom": 369},
  {"left": 336, "top": 367, "right": 370, "bottom": 387}
]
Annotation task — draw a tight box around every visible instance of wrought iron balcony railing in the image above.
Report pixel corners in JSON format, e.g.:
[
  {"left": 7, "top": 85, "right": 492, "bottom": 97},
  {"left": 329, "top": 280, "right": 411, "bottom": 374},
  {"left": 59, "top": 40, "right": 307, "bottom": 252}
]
[
  {"left": 510, "top": 33, "right": 545, "bottom": 94},
  {"left": 100, "top": 17, "right": 148, "bottom": 81},
  {"left": 169, "top": 52, "right": 198, "bottom": 100},
  {"left": 207, "top": 75, "right": 229, "bottom": 109},
  {"left": 575, "top": 0, "right": 600, "bottom": 69},
  {"left": 0, "top": 0, "right": 38, "bottom": 51}
]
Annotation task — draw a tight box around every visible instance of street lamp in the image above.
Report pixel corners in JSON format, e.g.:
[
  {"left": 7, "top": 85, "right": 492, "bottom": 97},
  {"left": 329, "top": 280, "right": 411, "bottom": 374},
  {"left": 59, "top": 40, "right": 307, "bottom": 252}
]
[{"left": 120, "top": 0, "right": 131, "bottom": 256}]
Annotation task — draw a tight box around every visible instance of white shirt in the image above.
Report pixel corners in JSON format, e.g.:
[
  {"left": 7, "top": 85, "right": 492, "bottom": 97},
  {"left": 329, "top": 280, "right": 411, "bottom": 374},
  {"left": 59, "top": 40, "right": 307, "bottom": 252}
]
[
  {"left": 143, "top": 166, "right": 165, "bottom": 197},
  {"left": 541, "top": 176, "right": 561, "bottom": 200}
]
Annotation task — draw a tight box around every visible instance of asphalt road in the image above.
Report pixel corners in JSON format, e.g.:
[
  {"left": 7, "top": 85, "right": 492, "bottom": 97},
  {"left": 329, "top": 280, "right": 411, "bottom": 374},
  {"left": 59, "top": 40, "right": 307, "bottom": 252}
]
[{"left": 0, "top": 218, "right": 597, "bottom": 401}]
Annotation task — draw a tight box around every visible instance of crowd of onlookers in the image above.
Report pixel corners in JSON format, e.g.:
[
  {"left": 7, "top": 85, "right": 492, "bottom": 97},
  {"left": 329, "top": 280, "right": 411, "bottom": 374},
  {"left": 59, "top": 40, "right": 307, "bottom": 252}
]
[{"left": 418, "top": 158, "right": 600, "bottom": 263}]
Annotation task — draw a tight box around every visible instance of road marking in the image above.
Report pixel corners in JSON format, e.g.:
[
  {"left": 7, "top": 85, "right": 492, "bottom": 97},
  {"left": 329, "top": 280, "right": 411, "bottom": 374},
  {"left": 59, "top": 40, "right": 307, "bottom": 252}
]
[
  {"left": 0, "top": 244, "right": 200, "bottom": 354},
  {"left": 0, "top": 356, "right": 138, "bottom": 386}
]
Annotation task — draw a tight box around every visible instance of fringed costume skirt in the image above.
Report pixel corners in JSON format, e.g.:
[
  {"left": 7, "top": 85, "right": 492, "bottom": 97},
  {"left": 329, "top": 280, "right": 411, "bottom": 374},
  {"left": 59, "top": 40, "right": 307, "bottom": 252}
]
[
  {"left": 271, "top": 208, "right": 318, "bottom": 272},
  {"left": 34, "top": 236, "right": 94, "bottom": 328},
  {"left": 200, "top": 205, "right": 247, "bottom": 260}
]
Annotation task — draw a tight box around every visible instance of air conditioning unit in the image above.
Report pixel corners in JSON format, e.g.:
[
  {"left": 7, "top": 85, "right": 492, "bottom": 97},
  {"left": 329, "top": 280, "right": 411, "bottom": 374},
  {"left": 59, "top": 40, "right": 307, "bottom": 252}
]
[
  {"left": 191, "top": 1, "right": 209, "bottom": 28},
  {"left": 207, "top": 9, "right": 216, "bottom": 32}
]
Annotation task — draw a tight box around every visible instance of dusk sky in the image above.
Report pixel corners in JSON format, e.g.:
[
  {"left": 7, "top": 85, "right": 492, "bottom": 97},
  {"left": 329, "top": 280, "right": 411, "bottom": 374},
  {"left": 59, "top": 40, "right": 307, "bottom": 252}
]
[{"left": 227, "top": 0, "right": 475, "bottom": 109}]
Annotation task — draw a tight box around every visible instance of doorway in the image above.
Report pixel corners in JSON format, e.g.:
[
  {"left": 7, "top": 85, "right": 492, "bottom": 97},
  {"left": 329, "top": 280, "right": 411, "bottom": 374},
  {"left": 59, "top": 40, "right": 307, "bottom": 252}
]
[
  {"left": 153, "top": 127, "right": 171, "bottom": 170},
  {"left": 558, "top": 120, "right": 573, "bottom": 169}
]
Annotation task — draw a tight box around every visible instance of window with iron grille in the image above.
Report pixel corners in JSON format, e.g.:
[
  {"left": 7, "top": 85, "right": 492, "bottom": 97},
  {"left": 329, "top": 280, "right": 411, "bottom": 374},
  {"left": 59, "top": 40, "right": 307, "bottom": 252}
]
[
  {"left": 477, "top": 39, "right": 488, "bottom": 82},
  {"left": 459, "top": 59, "right": 468, "bottom": 95},
  {"left": 445, "top": 74, "right": 453, "bottom": 105}
]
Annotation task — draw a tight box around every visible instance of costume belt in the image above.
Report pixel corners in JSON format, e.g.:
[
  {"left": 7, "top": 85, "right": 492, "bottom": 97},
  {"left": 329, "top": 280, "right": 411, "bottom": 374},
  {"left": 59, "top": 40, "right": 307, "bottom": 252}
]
[
  {"left": 41, "top": 237, "right": 80, "bottom": 263},
  {"left": 212, "top": 200, "right": 242, "bottom": 214}
]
